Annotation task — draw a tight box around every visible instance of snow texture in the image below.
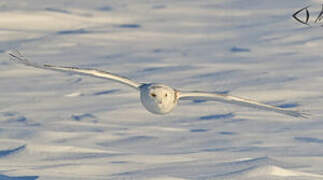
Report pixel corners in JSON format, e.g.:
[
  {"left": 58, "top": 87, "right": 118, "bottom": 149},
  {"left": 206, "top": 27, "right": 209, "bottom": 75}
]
[{"left": 0, "top": 0, "right": 323, "bottom": 179}]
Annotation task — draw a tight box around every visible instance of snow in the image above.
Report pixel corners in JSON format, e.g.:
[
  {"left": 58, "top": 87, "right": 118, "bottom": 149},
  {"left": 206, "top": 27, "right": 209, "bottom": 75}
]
[{"left": 1, "top": 0, "right": 323, "bottom": 179}]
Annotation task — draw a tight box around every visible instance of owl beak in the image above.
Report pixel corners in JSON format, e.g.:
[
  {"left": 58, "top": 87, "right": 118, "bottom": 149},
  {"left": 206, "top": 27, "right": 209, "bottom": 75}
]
[{"left": 157, "top": 99, "right": 163, "bottom": 104}]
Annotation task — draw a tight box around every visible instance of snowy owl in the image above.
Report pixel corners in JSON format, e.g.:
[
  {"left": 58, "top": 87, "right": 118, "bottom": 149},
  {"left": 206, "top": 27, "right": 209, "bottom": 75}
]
[{"left": 8, "top": 50, "right": 307, "bottom": 118}]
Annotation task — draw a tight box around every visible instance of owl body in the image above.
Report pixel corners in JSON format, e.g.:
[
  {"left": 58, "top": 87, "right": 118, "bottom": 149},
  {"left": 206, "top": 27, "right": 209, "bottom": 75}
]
[{"left": 140, "top": 83, "right": 178, "bottom": 114}]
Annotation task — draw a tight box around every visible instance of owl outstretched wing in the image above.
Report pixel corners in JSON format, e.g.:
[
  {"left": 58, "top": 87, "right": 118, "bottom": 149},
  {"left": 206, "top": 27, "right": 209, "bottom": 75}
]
[{"left": 8, "top": 50, "right": 143, "bottom": 90}]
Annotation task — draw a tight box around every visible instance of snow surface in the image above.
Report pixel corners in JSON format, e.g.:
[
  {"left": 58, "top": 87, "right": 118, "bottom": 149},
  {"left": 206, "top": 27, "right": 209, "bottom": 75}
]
[{"left": 1, "top": 0, "right": 323, "bottom": 179}]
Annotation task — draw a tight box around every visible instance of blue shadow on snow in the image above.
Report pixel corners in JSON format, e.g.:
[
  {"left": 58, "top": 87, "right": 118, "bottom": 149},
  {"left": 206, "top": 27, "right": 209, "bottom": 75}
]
[
  {"left": 118, "top": 24, "right": 141, "bottom": 28},
  {"left": 97, "top": 6, "right": 113, "bottom": 11},
  {"left": 0, "top": 145, "right": 26, "bottom": 158},
  {"left": 190, "top": 129, "right": 209, "bottom": 133},
  {"left": 3, "top": 112, "right": 16, "bottom": 117},
  {"left": 0, "top": 175, "right": 38, "bottom": 180},
  {"left": 230, "top": 46, "right": 251, "bottom": 53},
  {"left": 57, "top": 29, "right": 90, "bottom": 35},
  {"left": 93, "top": 89, "right": 119, "bottom": 96},
  {"left": 219, "top": 131, "right": 236, "bottom": 135},
  {"left": 277, "top": 103, "right": 299, "bottom": 108},
  {"left": 45, "top": 8, "right": 70, "bottom": 14},
  {"left": 294, "top": 137, "right": 323, "bottom": 144},
  {"left": 71, "top": 113, "right": 96, "bottom": 121},
  {"left": 8, "top": 116, "right": 27, "bottom": 123},
  {"left": 200, "top": 113, "right": 235, "bottom": 120},
  {"left": 98, "top": 136, "right": 157, "bottom": 147},
  {"left": 152, "top": 5, "right": 167, "bottom": 9}
]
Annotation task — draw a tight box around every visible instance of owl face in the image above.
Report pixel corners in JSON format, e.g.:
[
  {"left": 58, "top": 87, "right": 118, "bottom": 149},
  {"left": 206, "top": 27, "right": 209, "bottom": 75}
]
[{"left": 140, "top": 83, "right": 178, "bottom": 114}]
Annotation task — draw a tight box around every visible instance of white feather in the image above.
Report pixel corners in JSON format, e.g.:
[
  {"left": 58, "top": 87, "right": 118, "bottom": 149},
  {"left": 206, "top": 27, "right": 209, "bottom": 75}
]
[
  {"left": 8, "top": 49, "right": 142, "bottom": 90},
  {"left": 178, "top": 91, "right": 308, "bottom": 118}
]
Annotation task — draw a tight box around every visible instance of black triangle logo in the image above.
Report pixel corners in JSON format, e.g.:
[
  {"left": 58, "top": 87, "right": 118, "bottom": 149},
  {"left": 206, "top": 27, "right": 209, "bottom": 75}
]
[{"left": 292, "top": 6, "right": 310, "bottom": 26}]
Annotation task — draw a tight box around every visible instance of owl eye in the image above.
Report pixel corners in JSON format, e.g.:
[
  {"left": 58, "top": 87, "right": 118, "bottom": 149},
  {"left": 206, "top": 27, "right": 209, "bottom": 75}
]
[
  {"left": 165, "top": 93, "right": 168, "bottom": 97},
  {"left": 151, "top": 93, "right": 157, "bottom": 97}
]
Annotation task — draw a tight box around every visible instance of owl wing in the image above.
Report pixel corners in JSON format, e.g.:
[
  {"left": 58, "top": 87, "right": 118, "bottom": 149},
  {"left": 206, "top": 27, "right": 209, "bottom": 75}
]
[
  {"left": 8, "top": 50, "right": 143, "bottom": 90},
  {"left": 178, "top": 91, "right": 308, "bottom": 118}
]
